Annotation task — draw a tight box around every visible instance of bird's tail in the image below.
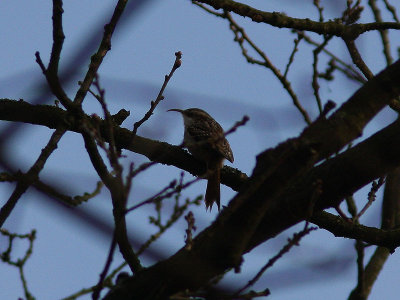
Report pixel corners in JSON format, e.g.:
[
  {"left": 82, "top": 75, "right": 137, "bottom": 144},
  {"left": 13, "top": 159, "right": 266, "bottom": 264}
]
[{"left": 205, "top": 167, "right": 220, "bottom": 211}]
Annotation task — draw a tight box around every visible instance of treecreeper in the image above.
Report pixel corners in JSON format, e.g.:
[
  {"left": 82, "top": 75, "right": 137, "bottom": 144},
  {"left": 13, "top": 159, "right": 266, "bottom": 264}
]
[{"left": 168, "top": 108, "right": 234, "bottom": 211}]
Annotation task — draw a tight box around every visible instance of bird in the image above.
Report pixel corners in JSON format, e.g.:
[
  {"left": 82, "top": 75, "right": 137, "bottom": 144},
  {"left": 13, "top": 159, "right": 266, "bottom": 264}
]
[{"left": 168, "top": 108, "right": 234, "bottom": 211}]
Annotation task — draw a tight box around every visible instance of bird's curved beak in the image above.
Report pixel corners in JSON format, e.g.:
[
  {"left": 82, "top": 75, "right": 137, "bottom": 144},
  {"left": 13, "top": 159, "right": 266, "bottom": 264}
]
[{"left": 167, "top": 108, "right": 183, "bottom": 113}]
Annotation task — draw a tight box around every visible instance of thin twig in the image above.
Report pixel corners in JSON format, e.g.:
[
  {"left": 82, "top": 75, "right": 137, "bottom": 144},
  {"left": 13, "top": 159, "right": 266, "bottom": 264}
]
[
  {"left": 90, "top": 74, "right": 121, "bottom": 174},
  {"left": 126, "top": 179, "right": 177, "bottom": 213},
  {"left": 92, "top": 234, "right": 117, "bottom": 300},
  {"left": 0, "top": 127, "right": 66, "bottom": 226},
  {"left": 193, "top": 3, "right": 312, "bottom": 124},
  {"left": 356, "top": 177, "right": 385, "bottom": 220},
  {"left": 224, "top": 11, "right": 312, "bottom": 125},
  {"left": 62, "top": 190, "right": 201, "bottom": 300},
  {"left": 132, "top": 51, "right": 182, "bottom": 135},
  {"left": 368, "top": 0, "right": 393, "bottom": 65},
  {"left": 297, "top": 31, "right": 366, "bottom": 83},
  {"left": 184, "top": 211, "right": 196, "bottom": 250},
  {"left": 313, "top": 0, "right": 324, "bottom": 22},
  {"left": 284, "top": 33, "right": 303, "bottom": 79},
  {"left": 0, "top": 172, "right": 103, "bottom": 206},
  {"left": 1, "top": 229, "right": 36, "bottom": 300},
  {"left": 224, "top": 115, "right": 249, "bottom": 137},
  {"left": 235, "top": 222, "right": 317, "bottom": 295},
  {"left": 312, "top": 35, "right": 333, "bottom": 113},
  {"left": 192, "top": 1, "right": 224, "bottom": 17},
  {"left": 126, "top": 177, "right": 200, "bottom": 213}
]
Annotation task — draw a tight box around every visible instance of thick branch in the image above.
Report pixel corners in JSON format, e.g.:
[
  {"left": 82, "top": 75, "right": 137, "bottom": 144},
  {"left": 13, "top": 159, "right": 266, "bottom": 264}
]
[
  {"left": 251, "top": 119, "right": 400, "bottom": 249},
  {"left": 104, "top": 59, "right": 400, "bottom": 299},
  {"left": 194, "top": 0, "right": 400, "bottom": 39},
  {"left": 311, "top": 211, "right": 400, "bottom": 251},
  {"left": 104, "top": 114, "right": 400, "bottom": 300},
  {"left": 0, "top": 99, "right": 247, "bottom": 191},
  {"left": 3, "top": 59, "right": 400, "bottom": 299}
]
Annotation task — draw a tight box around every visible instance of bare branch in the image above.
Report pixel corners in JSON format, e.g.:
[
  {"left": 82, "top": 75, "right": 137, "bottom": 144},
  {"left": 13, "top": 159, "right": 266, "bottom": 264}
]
[
  {"left": 223, "top": 11, "right": 311, "bottom": 125},
  {"left": 132, "top": 51, "right": 182, "bottom": 135},
  {"left": 0, "top": 127, "right": 66, "bottom": 226},
  {"left": 48, "top": 0, "right": 65, "bottom": 75},
  {"left": 194, "top": 0, "right": 400, "bottom": 39},
  {"left": 369, "top": 0, "right": 393, "bottom": 65},
  {"left": 344, "top": 39, "right": 373, "bottom": 80},
  {"left": 284, "top": 33, "right": 303, "bottom": 79},
  {"left": 235, "top": 223, "right": 317, "bottom": 296},
  {"left": 92, "top": 234, "right": 117, "bottom": 300},
  {"left": 356, "top": 177, "right": 385, "bottom": 220},
  {"left": 74, "top": 0, "right": 129, "bottom": 106},
  {"left": 312, "top": 35, "right": 333, "bottom": 113}
]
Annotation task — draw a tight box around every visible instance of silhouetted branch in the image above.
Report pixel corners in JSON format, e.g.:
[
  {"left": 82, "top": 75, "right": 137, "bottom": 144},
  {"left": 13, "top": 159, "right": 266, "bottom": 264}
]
[
  {"left": 0, "top": 127, "right": 66, "bottom": 227},
  {"left": 194, "top": 0, "right": 400, "bottom": 39},
  {"left": 133, "top": 51, "right": 182, "bottom": 135}
]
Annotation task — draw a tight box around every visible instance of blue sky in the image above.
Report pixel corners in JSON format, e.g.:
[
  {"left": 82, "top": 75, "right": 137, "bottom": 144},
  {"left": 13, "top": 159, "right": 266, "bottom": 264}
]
[{"left": 1, "top": 1, "right": 399, "bottom": 299}]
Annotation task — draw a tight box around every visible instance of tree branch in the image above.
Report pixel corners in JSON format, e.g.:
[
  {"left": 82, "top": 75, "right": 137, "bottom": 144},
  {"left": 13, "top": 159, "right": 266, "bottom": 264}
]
[
  {"left": 103, "top": 59, "right": 400, "bottom": 300},
  {"left": 311, "top": 211, "right": 400, "bottom": 251},
  {"left": 74, "top": 0, "right": 129, "bottom": 106},
  {"left": 0, "top": 99, "right": 248, "bottom": 191},
  {"left": 194, "top": 0, "right": 400, "bottom": 39},
  {"left": 0, "top": 127, "right": 66, "bottom": 226}
]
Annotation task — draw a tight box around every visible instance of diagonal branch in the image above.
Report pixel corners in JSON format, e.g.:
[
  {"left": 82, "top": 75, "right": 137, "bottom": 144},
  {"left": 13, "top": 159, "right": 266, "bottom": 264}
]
[
  {"left": 103, "top": 59, "right": 400, "bottom": 299},
  {"left": 74, "top": 0, "right": 129, "bottom": 106},
  {"left": 0, "top": 127, "right": 66, "bottom": 226},
  {"left": 132, "top": 51, "right": 182, "bottom": 135}
]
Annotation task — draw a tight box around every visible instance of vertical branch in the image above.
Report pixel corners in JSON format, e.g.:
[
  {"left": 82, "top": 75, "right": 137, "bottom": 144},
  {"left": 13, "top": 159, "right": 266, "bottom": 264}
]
[
  {"left": 361, "top": 169, "right": 400, "bottom": 297},
  {"left": 313, "top": 0, "right": 324, "bottom": 22},
  {"left": 368, "top": 0, "right": 393, "bottom": 66},
  {"left": 89, "top": 75, "right": 121, "bottom": 173},
  {"left": 352, "top": 240, "right": 366, "bottom": 299},
  {"left": 346, "top": 189, "right": 366, "bottom": 300},
  {"left": 349, "top": 169, "right": 400, "bottom": 300},
  {"left": 48, "top": 0, "right": 65, "bottom": 74},
  {"left": 312, "top": 35, "right": 332, "bottom": 113},
  {"left": 111, "top": 184, "right": 143, "bottom": 273},
  {"left": 82, "top": 129, "right": 143, "bottom": 273},
  {"left": 35, "top": 0, "right": 72, "bottom": 109}
]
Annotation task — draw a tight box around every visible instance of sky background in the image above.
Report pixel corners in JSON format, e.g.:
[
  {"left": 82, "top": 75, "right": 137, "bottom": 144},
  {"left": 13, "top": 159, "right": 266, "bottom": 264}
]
[{"left": 1, "top": 1, "right": 400, "bottom": 299}]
